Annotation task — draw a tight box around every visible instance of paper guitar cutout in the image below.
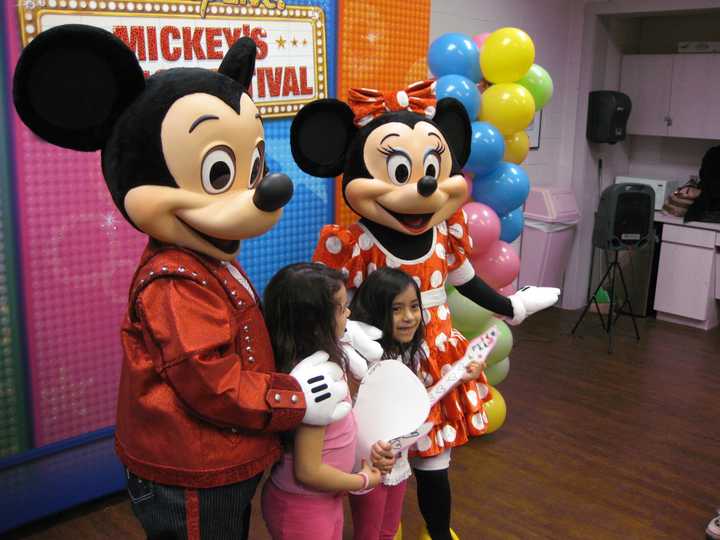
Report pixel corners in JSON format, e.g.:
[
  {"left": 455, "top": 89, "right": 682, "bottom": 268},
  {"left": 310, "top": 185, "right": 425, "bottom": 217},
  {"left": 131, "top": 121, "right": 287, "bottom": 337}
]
[{"left": 352, "top": 326, "right": 498, "bottom": 492}]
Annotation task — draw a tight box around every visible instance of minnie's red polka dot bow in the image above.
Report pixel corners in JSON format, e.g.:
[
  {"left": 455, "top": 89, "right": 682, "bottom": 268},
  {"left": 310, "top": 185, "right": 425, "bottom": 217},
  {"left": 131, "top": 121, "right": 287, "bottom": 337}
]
[{"left": 348, "top": 79, "right": 437, "bottom": 127}]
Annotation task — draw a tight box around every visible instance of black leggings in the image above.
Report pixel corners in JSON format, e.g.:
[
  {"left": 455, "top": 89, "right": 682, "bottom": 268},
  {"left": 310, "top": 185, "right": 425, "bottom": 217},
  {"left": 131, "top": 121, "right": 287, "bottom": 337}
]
[{"left": 414, "top": 468, "right": 452, "bottom": 540}]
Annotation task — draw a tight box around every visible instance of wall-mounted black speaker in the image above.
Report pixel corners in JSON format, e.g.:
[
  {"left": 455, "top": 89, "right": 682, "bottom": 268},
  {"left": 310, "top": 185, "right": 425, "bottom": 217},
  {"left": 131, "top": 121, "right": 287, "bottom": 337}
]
[
  {"left": 587, "top": 91, "right": 632, "bottom": 144},
  {"left": 592, "top": 183, "right": 654, "bottom": 251}
]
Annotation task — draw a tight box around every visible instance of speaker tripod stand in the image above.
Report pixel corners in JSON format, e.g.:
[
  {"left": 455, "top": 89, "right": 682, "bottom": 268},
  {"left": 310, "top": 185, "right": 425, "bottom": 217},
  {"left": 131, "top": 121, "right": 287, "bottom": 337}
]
[{"left": 571, "top": 250, "right": 640, "bottom": 353}]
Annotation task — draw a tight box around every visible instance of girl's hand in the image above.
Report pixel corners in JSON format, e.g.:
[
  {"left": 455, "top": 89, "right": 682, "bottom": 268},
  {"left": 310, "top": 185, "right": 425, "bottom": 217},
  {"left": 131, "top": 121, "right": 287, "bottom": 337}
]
[
  {"left": 461, "top": 360, "right": 485, "bottom": 382},
  {"left": 370, "top": 441, "right": 396, "bottom": 474},
  {"left": 359, "top": 460, "right": 383, "bottom": 489}
]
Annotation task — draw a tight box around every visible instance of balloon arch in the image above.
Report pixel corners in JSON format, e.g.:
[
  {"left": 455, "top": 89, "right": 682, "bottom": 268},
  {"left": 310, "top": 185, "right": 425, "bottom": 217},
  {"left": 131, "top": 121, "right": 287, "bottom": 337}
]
[{"left": 428, "top": 28, "right": 554, "bottom": 433}]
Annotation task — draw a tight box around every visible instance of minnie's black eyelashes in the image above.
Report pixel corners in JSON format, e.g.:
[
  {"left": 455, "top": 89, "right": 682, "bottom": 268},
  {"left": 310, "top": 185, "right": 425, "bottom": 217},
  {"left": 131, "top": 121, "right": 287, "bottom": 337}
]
[
  {"left": 379, "top": 143, "right": 446, "bottom": 156},
  {"left": 378, "top": 145, "right": 398, "bottom": 156}
]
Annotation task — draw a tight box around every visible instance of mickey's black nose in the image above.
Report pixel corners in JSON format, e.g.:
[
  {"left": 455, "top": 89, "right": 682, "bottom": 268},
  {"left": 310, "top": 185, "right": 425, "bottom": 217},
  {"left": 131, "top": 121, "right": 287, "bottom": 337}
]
[
  {"left": 253, "top": 173, "right": 294, "bottom": 212},
  {"left": 417, "top": 176, "right": 437, "bottom": 197}
]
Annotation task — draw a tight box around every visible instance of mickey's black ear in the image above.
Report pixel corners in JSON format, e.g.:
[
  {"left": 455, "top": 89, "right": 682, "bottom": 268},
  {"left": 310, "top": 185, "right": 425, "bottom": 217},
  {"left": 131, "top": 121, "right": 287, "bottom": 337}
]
[
  {"left": 290, "top": 99, "right": 357, "bottom": 177},
  {"left": 218, "top": 37, "right": 257, "bottom": 89},
  {"left": 13, "top": 24, "right": 145, "bottom": 152},
  {"left": 433, "top": 97, "right": 472, "bottom": 169}
]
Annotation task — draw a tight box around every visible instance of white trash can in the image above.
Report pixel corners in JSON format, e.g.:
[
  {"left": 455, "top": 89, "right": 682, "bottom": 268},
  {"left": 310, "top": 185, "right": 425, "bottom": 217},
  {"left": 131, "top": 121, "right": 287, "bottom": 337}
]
[{"left": 518, "top": 188, "right": 580, "bottom": 290}]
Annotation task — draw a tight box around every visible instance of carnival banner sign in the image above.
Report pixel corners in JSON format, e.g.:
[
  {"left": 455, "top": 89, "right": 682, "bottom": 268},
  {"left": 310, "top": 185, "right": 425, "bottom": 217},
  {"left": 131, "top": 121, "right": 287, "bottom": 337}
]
[{"left": 17, "top": 0, "right": 328, "bottom": 118}]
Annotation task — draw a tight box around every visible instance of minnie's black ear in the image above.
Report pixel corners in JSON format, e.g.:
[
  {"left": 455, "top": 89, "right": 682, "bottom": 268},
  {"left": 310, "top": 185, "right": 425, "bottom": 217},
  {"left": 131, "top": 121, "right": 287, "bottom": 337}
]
[
  {"left": 433, "top": 97, "right": 472, "bottom": 169},
  {"left": 13, "top": 24, "right": 145, "bottom": 152},
  {"left": 218, "top": 37, "right": 257, "bottom": 90},
  {"left": 291, "top": 99, "right": 357, "bottom": 177}
]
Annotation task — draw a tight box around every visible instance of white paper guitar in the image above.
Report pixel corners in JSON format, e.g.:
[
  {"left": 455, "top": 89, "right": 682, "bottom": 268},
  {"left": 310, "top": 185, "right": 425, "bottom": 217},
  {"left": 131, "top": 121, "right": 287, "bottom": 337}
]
[
  {"left": 385, "top": 325, "right": 498, "bottom": 449},
  {"left": 352, "top": 326, "right": 497, "bottom": 492}
]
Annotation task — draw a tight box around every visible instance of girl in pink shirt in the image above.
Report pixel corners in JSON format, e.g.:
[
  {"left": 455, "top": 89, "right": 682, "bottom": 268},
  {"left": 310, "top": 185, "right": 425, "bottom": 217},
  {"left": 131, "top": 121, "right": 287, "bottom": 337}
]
[{"left": 261, "top": 263, "right": 389, "bottom": 540}]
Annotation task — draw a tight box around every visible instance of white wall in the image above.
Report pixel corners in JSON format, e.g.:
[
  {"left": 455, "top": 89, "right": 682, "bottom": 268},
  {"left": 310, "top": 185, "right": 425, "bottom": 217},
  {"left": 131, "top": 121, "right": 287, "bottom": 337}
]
[
  {"left": 628, "top": 136, "right": 718, "bottom": 182},
  {"left": 430, "top": 0, "right": 583, "bottom": 190}
]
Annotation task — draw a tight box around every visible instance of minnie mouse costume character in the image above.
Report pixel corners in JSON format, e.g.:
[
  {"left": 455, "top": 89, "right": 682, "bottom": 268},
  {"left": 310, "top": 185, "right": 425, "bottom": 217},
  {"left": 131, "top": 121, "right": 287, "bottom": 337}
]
[
  {"left": 291, "top": 81, "right": 560, "bottom": 539},
  {"left": 13, "top": 24, "right": 349, "bottom": 539}
]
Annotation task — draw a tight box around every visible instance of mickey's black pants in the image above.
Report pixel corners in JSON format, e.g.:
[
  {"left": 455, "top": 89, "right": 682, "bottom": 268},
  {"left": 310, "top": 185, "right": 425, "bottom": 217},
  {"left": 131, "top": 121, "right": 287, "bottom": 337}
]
[{"left": 126, "top": 469, "right": 262, "bottom": 540}]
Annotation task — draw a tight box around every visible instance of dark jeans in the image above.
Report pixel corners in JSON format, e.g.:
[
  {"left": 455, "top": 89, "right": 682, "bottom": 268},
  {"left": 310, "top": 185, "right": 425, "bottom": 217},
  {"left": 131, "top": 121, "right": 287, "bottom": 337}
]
[{"left": 126, "top": 469, "right": 262, "bottom": 540}]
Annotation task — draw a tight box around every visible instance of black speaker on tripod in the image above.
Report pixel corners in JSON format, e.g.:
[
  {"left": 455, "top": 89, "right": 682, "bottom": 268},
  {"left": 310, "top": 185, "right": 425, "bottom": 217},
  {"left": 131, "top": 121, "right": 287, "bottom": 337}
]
[
  {"left": 592, "top": 183, "right": 655, "bottom": 250},
  {"left": 587, "top": 91, "right": 632, "bottom": 144},
  {"left": 573, "top": 184, "right": 655, "bottom": 352}
]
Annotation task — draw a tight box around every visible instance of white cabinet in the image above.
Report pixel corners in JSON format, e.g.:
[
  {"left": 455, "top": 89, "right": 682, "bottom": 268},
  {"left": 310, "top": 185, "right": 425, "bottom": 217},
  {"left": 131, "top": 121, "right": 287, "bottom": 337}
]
[
  {"left": 668, "top": 55, "right": 720, "bottom": 139},
  {"left": 654, "top": 224, "right": 718, "bottom": 329},
  {"left": 620, "top": 54, "right": 720, "bottom": 140},
  {"left": 620, "top": 55, "right": 673, "bottom": 137}
]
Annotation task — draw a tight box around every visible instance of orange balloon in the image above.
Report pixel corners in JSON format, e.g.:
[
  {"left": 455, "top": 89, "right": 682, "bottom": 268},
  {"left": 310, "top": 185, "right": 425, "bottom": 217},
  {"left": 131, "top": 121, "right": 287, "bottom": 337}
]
[{"left": 504, "top": 131, "right": 530, "bottom": 164}]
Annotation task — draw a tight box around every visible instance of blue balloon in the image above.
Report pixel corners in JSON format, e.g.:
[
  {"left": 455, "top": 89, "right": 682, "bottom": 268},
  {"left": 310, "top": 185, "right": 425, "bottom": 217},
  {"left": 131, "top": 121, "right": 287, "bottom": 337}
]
[
  {"left": 428, "top": 33, "right": 482, "bottom": 82},
  {"left": 472, "top": 162, "right": 530, "bottom": 216},
  {"left": 435, "top": 75, "right": 480, "bottom": 121},
  {"left": 499, "top": 207, "right": 525, "bottom": 243},
  {"left": 466, "top": 121, "right": 504, "bottom": 176}
]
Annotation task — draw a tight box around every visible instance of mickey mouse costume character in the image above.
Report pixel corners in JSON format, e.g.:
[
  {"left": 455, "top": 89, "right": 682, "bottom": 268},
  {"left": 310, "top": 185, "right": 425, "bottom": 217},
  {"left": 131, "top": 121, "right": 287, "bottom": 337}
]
[
  {"left": 13, "top": 25, "right": 351, "bottom": 539},
  {"left": 290, "top": 81, "right": 560, "bottom": 540}
]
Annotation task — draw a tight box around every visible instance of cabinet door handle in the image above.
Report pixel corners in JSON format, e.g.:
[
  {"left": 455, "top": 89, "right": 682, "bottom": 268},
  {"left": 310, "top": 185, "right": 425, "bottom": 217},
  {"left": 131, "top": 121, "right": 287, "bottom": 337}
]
[{"left": 664, "top": 115, "right": 673, "bottom": 126}]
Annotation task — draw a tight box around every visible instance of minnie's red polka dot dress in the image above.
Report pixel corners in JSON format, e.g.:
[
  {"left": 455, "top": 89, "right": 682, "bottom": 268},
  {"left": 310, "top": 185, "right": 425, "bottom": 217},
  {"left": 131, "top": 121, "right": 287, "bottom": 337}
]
[{"left": 313, "top": 209, "right": 492, "bottom": 458}]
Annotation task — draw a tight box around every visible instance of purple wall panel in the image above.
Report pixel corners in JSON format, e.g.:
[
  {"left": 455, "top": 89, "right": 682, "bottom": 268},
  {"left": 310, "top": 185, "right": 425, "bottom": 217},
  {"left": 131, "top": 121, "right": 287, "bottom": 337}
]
[{"left": 5, "top": 4, "right": 147, "bottom": 446}]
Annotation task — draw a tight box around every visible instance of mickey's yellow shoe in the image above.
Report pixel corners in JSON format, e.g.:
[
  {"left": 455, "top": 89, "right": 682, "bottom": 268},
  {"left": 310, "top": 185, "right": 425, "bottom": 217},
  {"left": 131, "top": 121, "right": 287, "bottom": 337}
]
[
  {"left": 392, "top": 522, "right": 402, "bottom": 540},
  {"left": 418, "top": 526, "right": 459, "bottom": 539}
]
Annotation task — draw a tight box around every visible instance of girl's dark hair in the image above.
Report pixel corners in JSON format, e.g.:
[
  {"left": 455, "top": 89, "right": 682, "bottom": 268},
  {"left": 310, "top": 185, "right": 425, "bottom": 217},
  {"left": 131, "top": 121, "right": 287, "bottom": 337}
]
[
  {"left": 349, "top": 267, "right": 426, "bottom": 368},
  {"left": 264, "top": 262, "right": 347, "bottom": 374}
]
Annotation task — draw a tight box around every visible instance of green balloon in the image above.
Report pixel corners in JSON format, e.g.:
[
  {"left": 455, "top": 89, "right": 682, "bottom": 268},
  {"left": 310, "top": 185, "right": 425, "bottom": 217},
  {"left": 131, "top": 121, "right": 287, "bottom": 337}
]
[
  {"left": 485, "top": 357, "right": 510, "bottom": 385},
  {"left": 447, "top": 289, "right": 493, "bottom": 339},
  {"left": 518, "top": 64, "right": 553, "bottom": 110},
  {"left": 480, "top": 318, "right": 513, "bottom": 366}
]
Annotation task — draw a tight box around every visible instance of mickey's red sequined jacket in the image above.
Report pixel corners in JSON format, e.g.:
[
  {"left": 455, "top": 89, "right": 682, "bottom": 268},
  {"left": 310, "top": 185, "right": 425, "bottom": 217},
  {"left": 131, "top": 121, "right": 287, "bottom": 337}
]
[{"left": 115, "top": 241, "right": 305, "bottom": 488}]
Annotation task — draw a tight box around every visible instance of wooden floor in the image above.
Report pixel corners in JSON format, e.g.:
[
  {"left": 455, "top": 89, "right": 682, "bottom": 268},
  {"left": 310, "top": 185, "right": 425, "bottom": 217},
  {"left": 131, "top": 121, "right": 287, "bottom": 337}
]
[{"left": 6, "top": 308, "right": 720, "bottom": 539}]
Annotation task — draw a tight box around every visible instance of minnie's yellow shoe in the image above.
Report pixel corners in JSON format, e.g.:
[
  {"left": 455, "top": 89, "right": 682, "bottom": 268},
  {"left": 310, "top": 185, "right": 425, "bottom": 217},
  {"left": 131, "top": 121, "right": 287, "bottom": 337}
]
[
  {"left": 418, "top": 526, "right": 459, "bottom": 539},
  {"left": 393, "top": 522, "right": 402, "bottom": 540}
]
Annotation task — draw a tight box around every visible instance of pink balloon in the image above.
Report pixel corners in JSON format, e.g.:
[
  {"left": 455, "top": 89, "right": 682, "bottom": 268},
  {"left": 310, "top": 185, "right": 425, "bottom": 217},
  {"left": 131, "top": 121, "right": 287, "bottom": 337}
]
[
  {"left": 463, "top": 202, "right": 500, "bottom": 255},
  {"left": 471, "top": 240, "right": 520, "bottom": 289},
  {"left": 498, "top": 284, "right": 516, "bottom": 296},
  {"left": 472, "top": 32, "right": 491, "bottom": 49}
]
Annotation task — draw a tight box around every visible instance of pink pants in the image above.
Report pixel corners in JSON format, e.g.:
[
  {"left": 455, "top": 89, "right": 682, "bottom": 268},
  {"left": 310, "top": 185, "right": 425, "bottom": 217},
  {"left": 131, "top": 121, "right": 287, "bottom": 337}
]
[
  {"left": 349, "top": 480, "right": 408, "bottom": 540},
  {"left": 261, "top": 479, "right": 343, "bottom": 540}
]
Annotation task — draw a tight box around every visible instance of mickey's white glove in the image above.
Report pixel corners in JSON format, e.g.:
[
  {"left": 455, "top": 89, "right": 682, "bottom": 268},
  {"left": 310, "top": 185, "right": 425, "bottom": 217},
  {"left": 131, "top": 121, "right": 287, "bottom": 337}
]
[
  {"left": 290, "top": 351, "right": 350, "bottom": 425},
  {"left": 340, "top": 320, "right": 384, "bottom": 380},
  {"left": 507, "top": 286, "right": 561, "bottom": 325}
]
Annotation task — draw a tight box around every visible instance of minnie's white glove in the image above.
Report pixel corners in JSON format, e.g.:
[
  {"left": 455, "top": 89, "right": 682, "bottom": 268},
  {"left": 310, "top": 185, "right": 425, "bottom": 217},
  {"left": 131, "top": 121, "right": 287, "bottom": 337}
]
[
  {"left": 340, "top": 320, "right": 384, "bottom": 381},
  {"left": 290, "top": 351, "right": 351, "bottom": 425},
  {"left": 507, "top": 286, "right": 561, "bottom": 325}
]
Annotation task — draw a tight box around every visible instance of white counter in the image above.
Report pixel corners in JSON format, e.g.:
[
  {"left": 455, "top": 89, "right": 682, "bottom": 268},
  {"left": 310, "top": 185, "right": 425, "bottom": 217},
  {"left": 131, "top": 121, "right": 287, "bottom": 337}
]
[{"left": 654, "top": 211, "right": 720, "bottom": 233}]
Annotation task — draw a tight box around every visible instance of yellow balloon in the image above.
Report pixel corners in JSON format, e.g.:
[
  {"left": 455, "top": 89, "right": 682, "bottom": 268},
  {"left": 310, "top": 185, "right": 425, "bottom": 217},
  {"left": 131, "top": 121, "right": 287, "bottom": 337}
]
[
  {"left": 480, "top": 83, "right": 536, "bottom": 136},
  {"left": 481, "top": 27, "right": 535, "bottom": 84},
  {"left": 484, "top": 386, "right": 507, "bottom": 434},
  {"left": 504, "top": 131, "right": 530, "bottom": 164}
]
